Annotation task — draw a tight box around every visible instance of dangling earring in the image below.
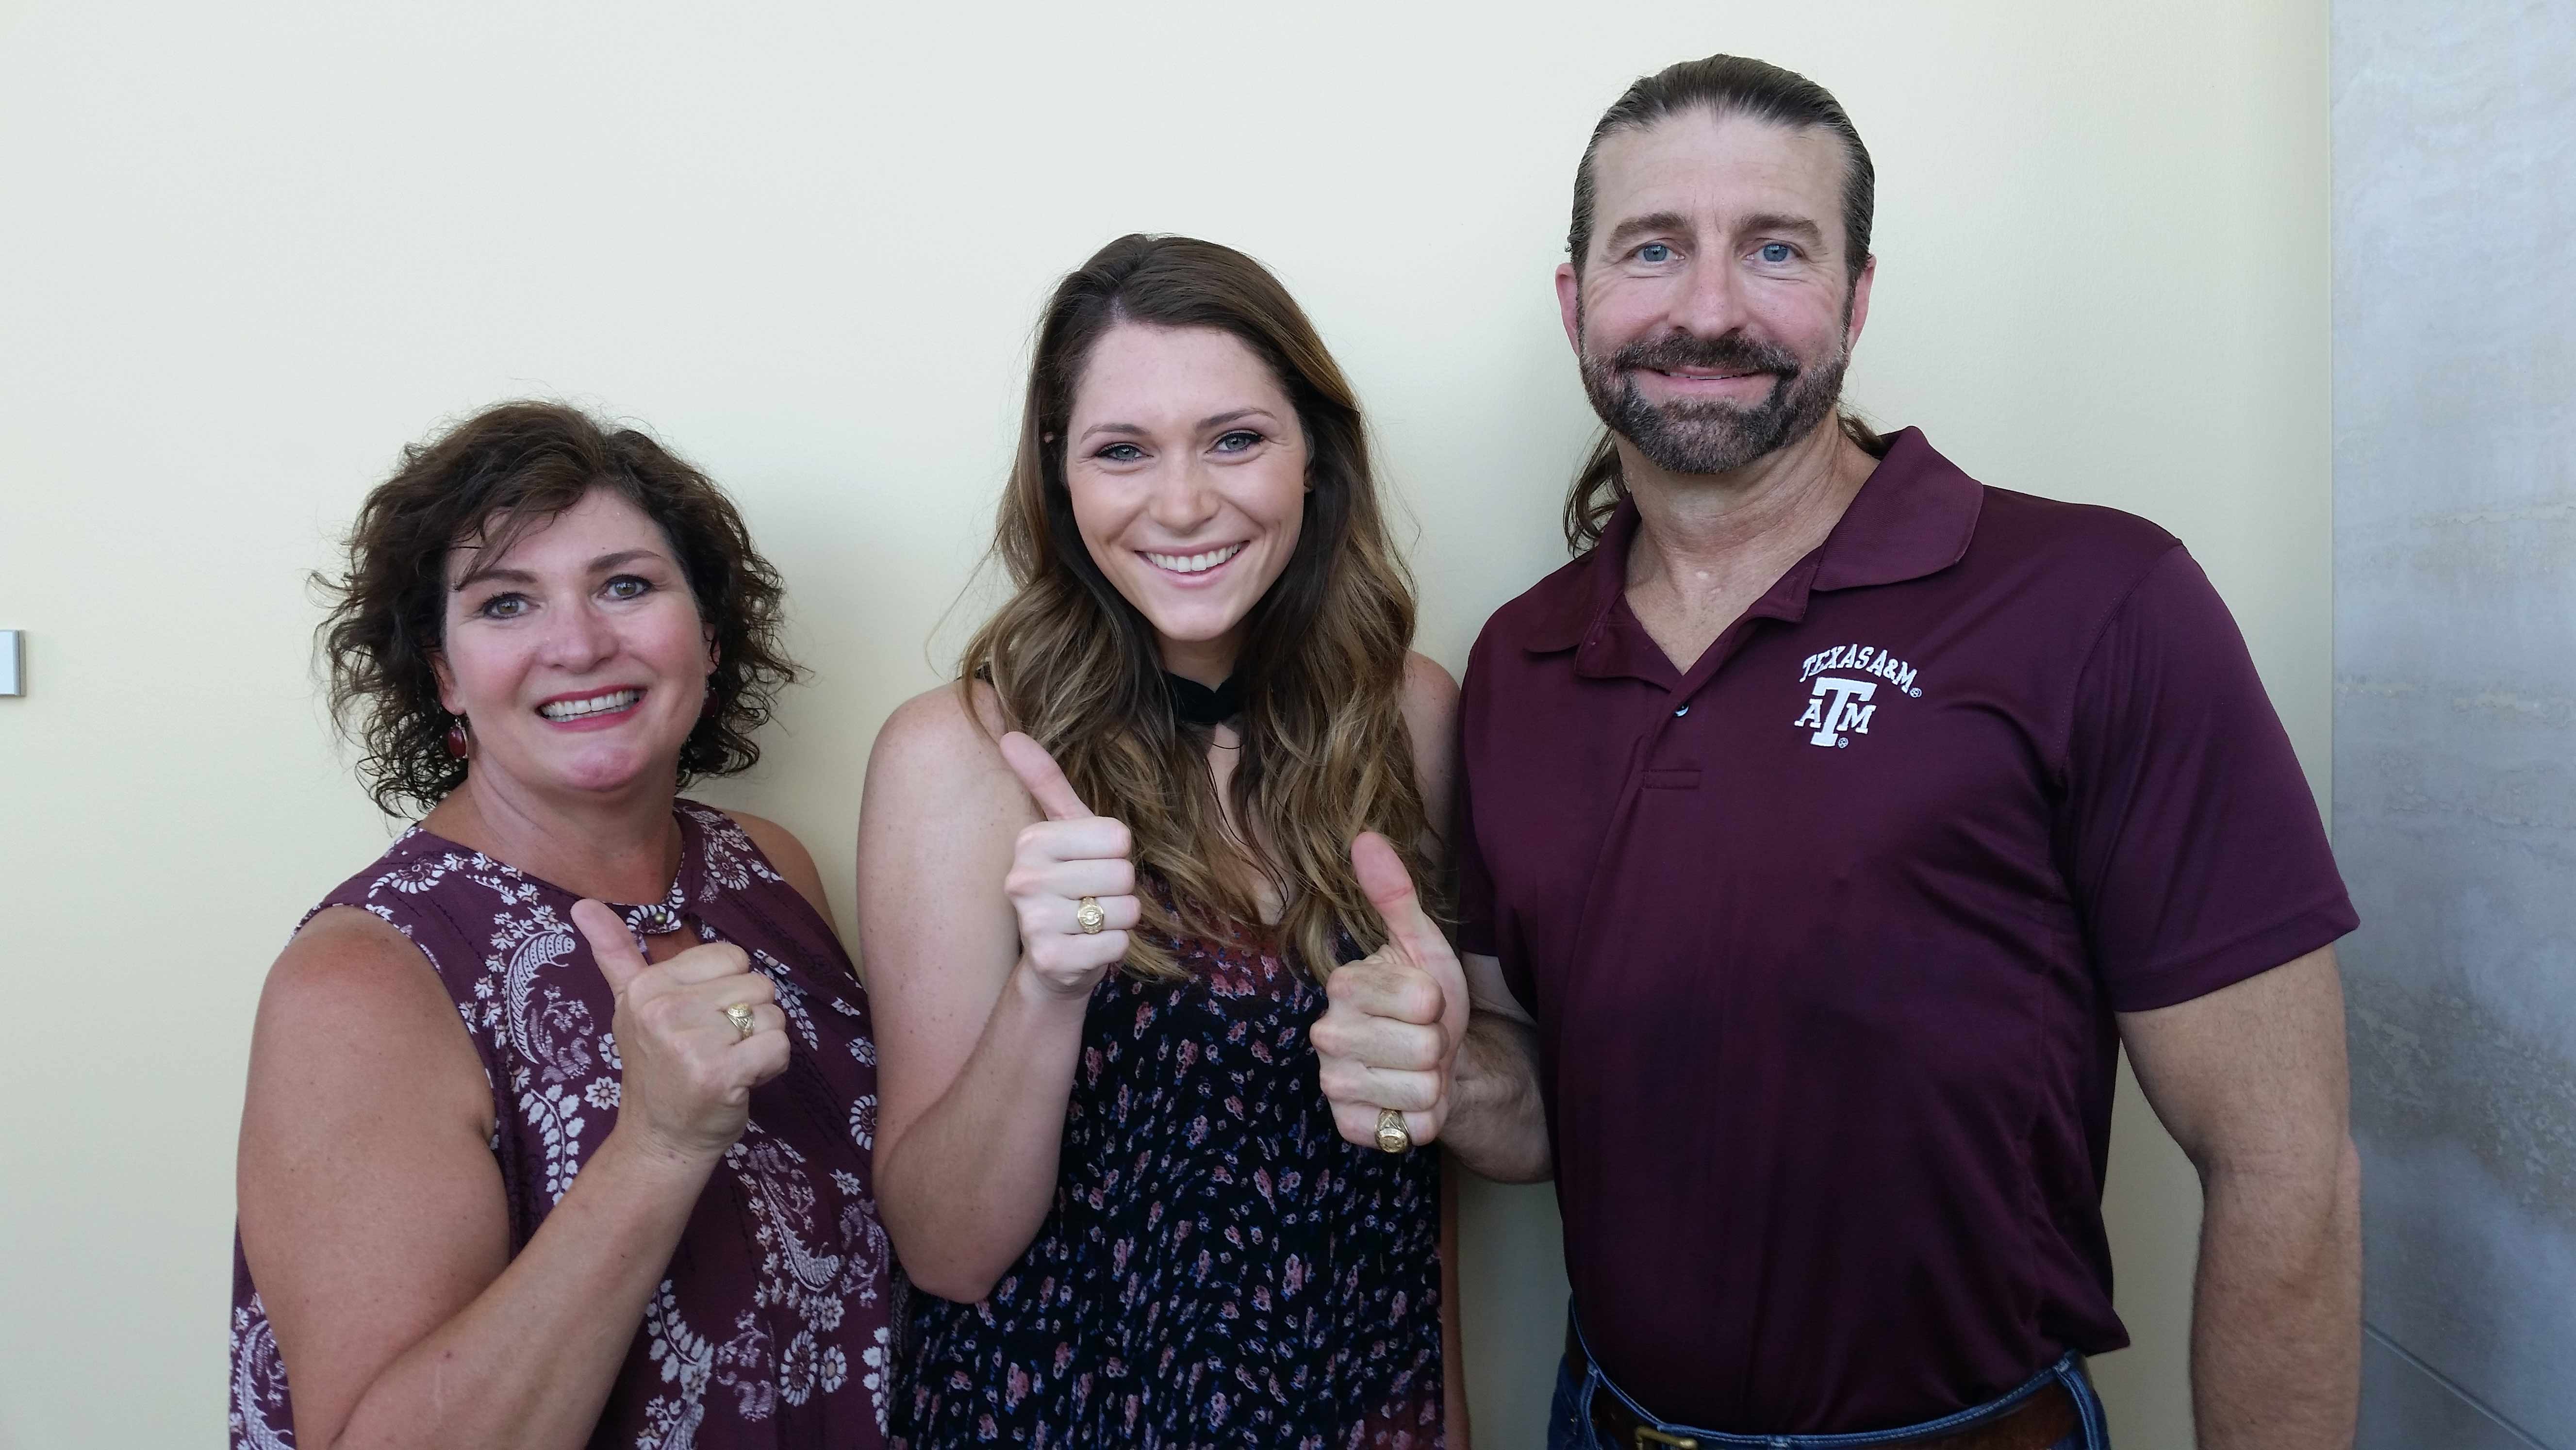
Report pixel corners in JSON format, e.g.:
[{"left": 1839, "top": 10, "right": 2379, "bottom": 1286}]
[{"left": 444, "top": 714, "right": 470, "bottom": 759}]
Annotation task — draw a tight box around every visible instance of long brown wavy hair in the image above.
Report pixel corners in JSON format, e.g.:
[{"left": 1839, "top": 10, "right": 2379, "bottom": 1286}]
[{"left": 961, "top": 234, "right": 1433, "bottom": 982}]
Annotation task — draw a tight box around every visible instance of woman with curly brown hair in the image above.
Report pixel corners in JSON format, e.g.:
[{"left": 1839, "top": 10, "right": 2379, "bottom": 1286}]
[
  {"left": 858, "top": 234, "right": 1465, "bottom": 1448},
  {"left": 230, "top": 402, "right": 894, "bottom": 1450}
]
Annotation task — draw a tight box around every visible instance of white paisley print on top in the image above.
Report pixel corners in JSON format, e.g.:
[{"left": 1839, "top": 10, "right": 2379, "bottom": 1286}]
[{"left": 229, "top": 801, "right": 894, "bottom": 1449}]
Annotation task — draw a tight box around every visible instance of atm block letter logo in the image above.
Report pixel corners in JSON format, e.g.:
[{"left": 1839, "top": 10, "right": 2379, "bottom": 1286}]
[{"left": 1794, "top": 677, "right": 1879, "bottom": 747}]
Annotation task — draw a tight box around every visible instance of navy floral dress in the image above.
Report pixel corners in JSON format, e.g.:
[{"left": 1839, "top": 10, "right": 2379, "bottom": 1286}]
[{"left": 895, "top": 905, "right": 1445, "bottom": 1450}]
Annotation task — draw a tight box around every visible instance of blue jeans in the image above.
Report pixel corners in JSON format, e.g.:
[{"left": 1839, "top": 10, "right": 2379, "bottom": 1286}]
[{"left": 1546, "top": 1314, "right": 2111, "bottom": 1450}]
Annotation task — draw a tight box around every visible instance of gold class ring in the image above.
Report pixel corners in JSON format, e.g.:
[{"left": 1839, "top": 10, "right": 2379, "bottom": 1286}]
[
  {"left": 1375, "top": 1107, "right": 1412, "bottom": 1154},
  {"left": 1075, "top": 896, "right": 1107, "bottom": 935},
  {"left": 722, "top": 1003, "right": 757, "bottom": 1040}
]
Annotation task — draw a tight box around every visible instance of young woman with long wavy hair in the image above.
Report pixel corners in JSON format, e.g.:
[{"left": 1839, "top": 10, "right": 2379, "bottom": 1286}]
[{"left": 858, "top": 233, "right": 1465, "bottom": 1448}]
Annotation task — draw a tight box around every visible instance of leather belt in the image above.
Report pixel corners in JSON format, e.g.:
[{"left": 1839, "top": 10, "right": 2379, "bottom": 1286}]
[{"left": 1565, "top": 1324, "right": 2080, "bottom": 1450}]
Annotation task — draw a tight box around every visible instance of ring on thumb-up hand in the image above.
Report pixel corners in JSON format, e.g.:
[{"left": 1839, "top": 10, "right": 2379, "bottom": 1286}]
[
  {"left": 1075, "top": 896, "right": 1106, "bottom": 936},
  {"left": 1375, "top": 1107, "right": 1412, "bottom": 1155},
  {"left": 723, "top": 1003, "right": 757, "bottom": 1041}
]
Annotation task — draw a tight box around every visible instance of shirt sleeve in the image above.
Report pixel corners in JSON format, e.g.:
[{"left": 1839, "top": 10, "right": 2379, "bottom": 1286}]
[
  {"left": 2062, "top": 547, "right": 2357, "bottom": 1012},
  {"left": 1453, "top": 668, "right": 1500, "bottom": 961}
]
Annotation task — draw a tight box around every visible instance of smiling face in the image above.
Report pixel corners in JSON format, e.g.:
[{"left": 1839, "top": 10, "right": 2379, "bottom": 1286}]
[
  {"left": 1062, "top": 322, "right": 1309, "bottom": 683},
  {"left": 433, "top": 487, "right": 714, "bottom": 802},
  {"left": 1558, "top": 107, "right": 1875, "bottom": 475}
]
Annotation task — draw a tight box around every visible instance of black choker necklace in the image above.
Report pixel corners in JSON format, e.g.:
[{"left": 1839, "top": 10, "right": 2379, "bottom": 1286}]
[{"left": 1164, "top": 672, "right": 1243, "bottom": 728}]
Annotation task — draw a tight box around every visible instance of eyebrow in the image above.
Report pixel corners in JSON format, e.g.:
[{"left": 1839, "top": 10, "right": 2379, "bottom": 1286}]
[
  {"left": 1075, "top": 407, "right": 1278, "bottom": 446},
  {"left": 1601, "top": 211, "right": 1693, "bottom": 257},
  {"left": 1600, "top": 210, "right": 1830, "bottom": 257},
  {"left": 451, "top": 548, "right": 668, "bottom": 592},
  {"left": 1738, "top": 213, "right": 1828, "bottom": 247}
]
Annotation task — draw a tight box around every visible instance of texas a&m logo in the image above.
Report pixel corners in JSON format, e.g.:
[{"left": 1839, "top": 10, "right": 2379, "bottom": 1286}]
[{"left": 1794, "top": 643, "right": 1922, "bottom": 748}]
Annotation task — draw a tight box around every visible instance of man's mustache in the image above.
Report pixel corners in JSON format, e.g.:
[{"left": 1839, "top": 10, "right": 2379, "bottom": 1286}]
[{"left": 1607, "top": 332, "right": 1802, "bottom": 381}]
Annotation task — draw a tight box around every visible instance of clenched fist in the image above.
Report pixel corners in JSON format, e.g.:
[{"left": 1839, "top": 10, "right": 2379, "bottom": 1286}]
[{"left": 1309, "top": 832, "right": 1469, "bottom": 1151}]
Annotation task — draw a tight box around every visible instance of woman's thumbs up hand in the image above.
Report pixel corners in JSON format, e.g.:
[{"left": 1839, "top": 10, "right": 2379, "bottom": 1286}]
[
  {"left": 572, "top": 898, "right": 790, "bottom": 1168},
  {"left": 999, "top": 732, "right": 1141, "bottom": 998},
  {"left": 1309, "top": 833, "right": 1468, "bottom": 1151}
]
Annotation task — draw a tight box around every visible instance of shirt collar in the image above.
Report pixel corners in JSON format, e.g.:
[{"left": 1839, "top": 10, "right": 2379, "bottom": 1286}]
[{"left": 1522, "top": 426, "right": 1982, "bottom": 654}]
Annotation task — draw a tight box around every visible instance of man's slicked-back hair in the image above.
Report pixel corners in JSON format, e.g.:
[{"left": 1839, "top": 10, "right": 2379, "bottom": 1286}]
[{"left": 1568, "top": 54, "right": 1875, "bottom": 283}]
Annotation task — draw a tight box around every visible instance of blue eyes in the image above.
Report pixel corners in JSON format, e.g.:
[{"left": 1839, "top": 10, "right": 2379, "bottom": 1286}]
[
  {"left": 1633, "top": 241, "right": 1799, "bottom": 265},
  {"left": 1093, "top": 431, "right": 1263, "bottom": 462}
]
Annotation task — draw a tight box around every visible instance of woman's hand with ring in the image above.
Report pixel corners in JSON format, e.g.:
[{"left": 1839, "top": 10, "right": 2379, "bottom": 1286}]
[
  {"left": 1309, "top": 833, "right": 1468, "bottom": 1153},
  {"left": 573, "top": 899, "right": 792, "bottom": 1167},
  {"left": 999, "top": 731, "right": 1140, "bottom": 998}
]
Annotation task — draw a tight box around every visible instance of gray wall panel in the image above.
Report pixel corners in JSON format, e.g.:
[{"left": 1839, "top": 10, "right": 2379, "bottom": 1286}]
[
  {"left": 2359, "top": 1334, "right": 2548, "bottom": 1450},
  {"left": 2333, "top": 0, "right": 2576, "bottom": 1445}
]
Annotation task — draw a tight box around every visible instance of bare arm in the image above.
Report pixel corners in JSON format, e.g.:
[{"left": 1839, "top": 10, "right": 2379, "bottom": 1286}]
[
  {"left": 857, "top": 687, "right": 1137, "bottom": 1302},
  {"left": 2120, "top": 945, "right": 2361, "bottom": 1450},
  {"left": 238, "top": 905, "right": 789, "bottom": 1450}
]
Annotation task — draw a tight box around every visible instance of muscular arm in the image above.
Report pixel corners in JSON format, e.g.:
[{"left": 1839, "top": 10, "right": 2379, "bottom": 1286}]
[
  {"left": 238, "top": 910, "right": 724, "bottom": 1450},
  {"left": 2119, "top": 946, "right": 2361, "bottom": 1450},
  {"left": 856, "top": 686, "right": 1101, "bottom": 1302}
]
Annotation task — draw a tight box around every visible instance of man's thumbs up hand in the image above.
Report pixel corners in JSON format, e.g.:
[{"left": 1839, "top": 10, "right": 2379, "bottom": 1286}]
[{"left": 1311, "top": 833, "right": 1468, "bottom": 1152}]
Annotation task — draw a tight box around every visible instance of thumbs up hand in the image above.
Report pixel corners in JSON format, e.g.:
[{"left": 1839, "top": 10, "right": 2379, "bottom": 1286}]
[
  {"left": 1309, "top": 832, "right": 1470, "bottom": 1152},
  {"left": 572, "top": 898, "right": 790, "bottom": 1167},
  {"left": 998, "top": 731, "right": 1140, "bottom": 998}
]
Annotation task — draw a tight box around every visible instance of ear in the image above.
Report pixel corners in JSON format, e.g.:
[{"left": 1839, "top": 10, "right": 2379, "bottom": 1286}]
[
  {"left": 1844, "top": 254, "right": 1877, "bottom": 352},
  {"left": 431, "top": 652, "right": 462, "bottom": 716},
  {"left": 703, "top": 622, "right": 720, "bottom": 674},
  {"left": 1555, "top": 261, "right": 1584, "bottom": 354}
]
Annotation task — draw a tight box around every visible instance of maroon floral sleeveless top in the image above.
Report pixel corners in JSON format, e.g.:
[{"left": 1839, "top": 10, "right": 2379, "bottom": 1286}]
[{"left": 230, "top": 801, "right": 893, "bottom": 1450}]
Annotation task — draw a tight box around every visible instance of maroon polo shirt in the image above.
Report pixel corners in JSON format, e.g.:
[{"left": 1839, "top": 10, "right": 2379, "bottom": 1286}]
[{"left": 1455, "top": 428, "right": 2355, "bottom": 1435}]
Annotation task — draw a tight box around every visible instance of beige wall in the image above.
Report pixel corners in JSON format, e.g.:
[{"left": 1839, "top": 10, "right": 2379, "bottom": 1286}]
[{"left": 0, "top": 3, "right": 2327, "bottom": 1445}]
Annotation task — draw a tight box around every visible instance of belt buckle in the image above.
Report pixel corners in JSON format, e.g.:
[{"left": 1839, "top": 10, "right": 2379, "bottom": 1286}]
[{"left": 1634, "top": 1430, "right": 1700, "bottom": 1449}]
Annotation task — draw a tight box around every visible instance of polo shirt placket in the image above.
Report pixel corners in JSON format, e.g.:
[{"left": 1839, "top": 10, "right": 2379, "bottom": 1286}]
[{"left": 1456, "top": 428, "right": 2355, "bottom": 1436}]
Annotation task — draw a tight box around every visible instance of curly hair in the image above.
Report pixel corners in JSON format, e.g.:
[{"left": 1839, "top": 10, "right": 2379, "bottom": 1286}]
[
  {"left": 961, "top": 234, "right": 1437, "bottom": 984},
  {"left": 316, "top": 401, "right": 798, "bottom": 816}
]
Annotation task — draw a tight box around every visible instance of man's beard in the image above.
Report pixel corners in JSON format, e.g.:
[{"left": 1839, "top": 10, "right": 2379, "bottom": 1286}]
[{"left": 1578, "top": 327, "right": 1849, "bottom": 476}]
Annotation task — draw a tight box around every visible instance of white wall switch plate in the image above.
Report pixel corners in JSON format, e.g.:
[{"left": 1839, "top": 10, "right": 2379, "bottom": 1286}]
[{"left": 0, "top": 631, "right": 20, "bottom": 696}]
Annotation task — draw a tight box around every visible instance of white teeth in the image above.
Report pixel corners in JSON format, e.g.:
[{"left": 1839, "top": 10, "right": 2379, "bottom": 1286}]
[
  {"left": 539, "top": 688, "right": 641, "bottom": 721},
  {"left": 1143, "top": 543, "right": 1246, "bottom": 575}
]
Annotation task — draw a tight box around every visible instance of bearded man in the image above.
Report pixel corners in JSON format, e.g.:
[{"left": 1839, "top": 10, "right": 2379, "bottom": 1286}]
[{"left": 1310, "top": 54, "right": 2362, "bottom": 1450}]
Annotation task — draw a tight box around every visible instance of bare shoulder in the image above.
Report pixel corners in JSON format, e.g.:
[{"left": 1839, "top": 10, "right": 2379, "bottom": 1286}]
[
  {"left": 265, "top": 905, "right": 461, "bottom": 1036},
  {"left": 721, "top": 810, "right": 834, "bottom": 922},
  {"left": 859, "top": 679, "right": 1034, "bottom": 873},
  {"left": 251, "top": 905, "right": 491, "bottom": 1136},
  {"left": 1398, "top": 652, "right": 1461, "bottom": 844},
  {"left": 870, "top": 680, "right": 1009, "bottom": 771},
  {"left": 1400, "top": 652, "right": 1461, "bottom": 735},
  {"left": 864, "top": 681, "right": 1021, "bottom": 808}
]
